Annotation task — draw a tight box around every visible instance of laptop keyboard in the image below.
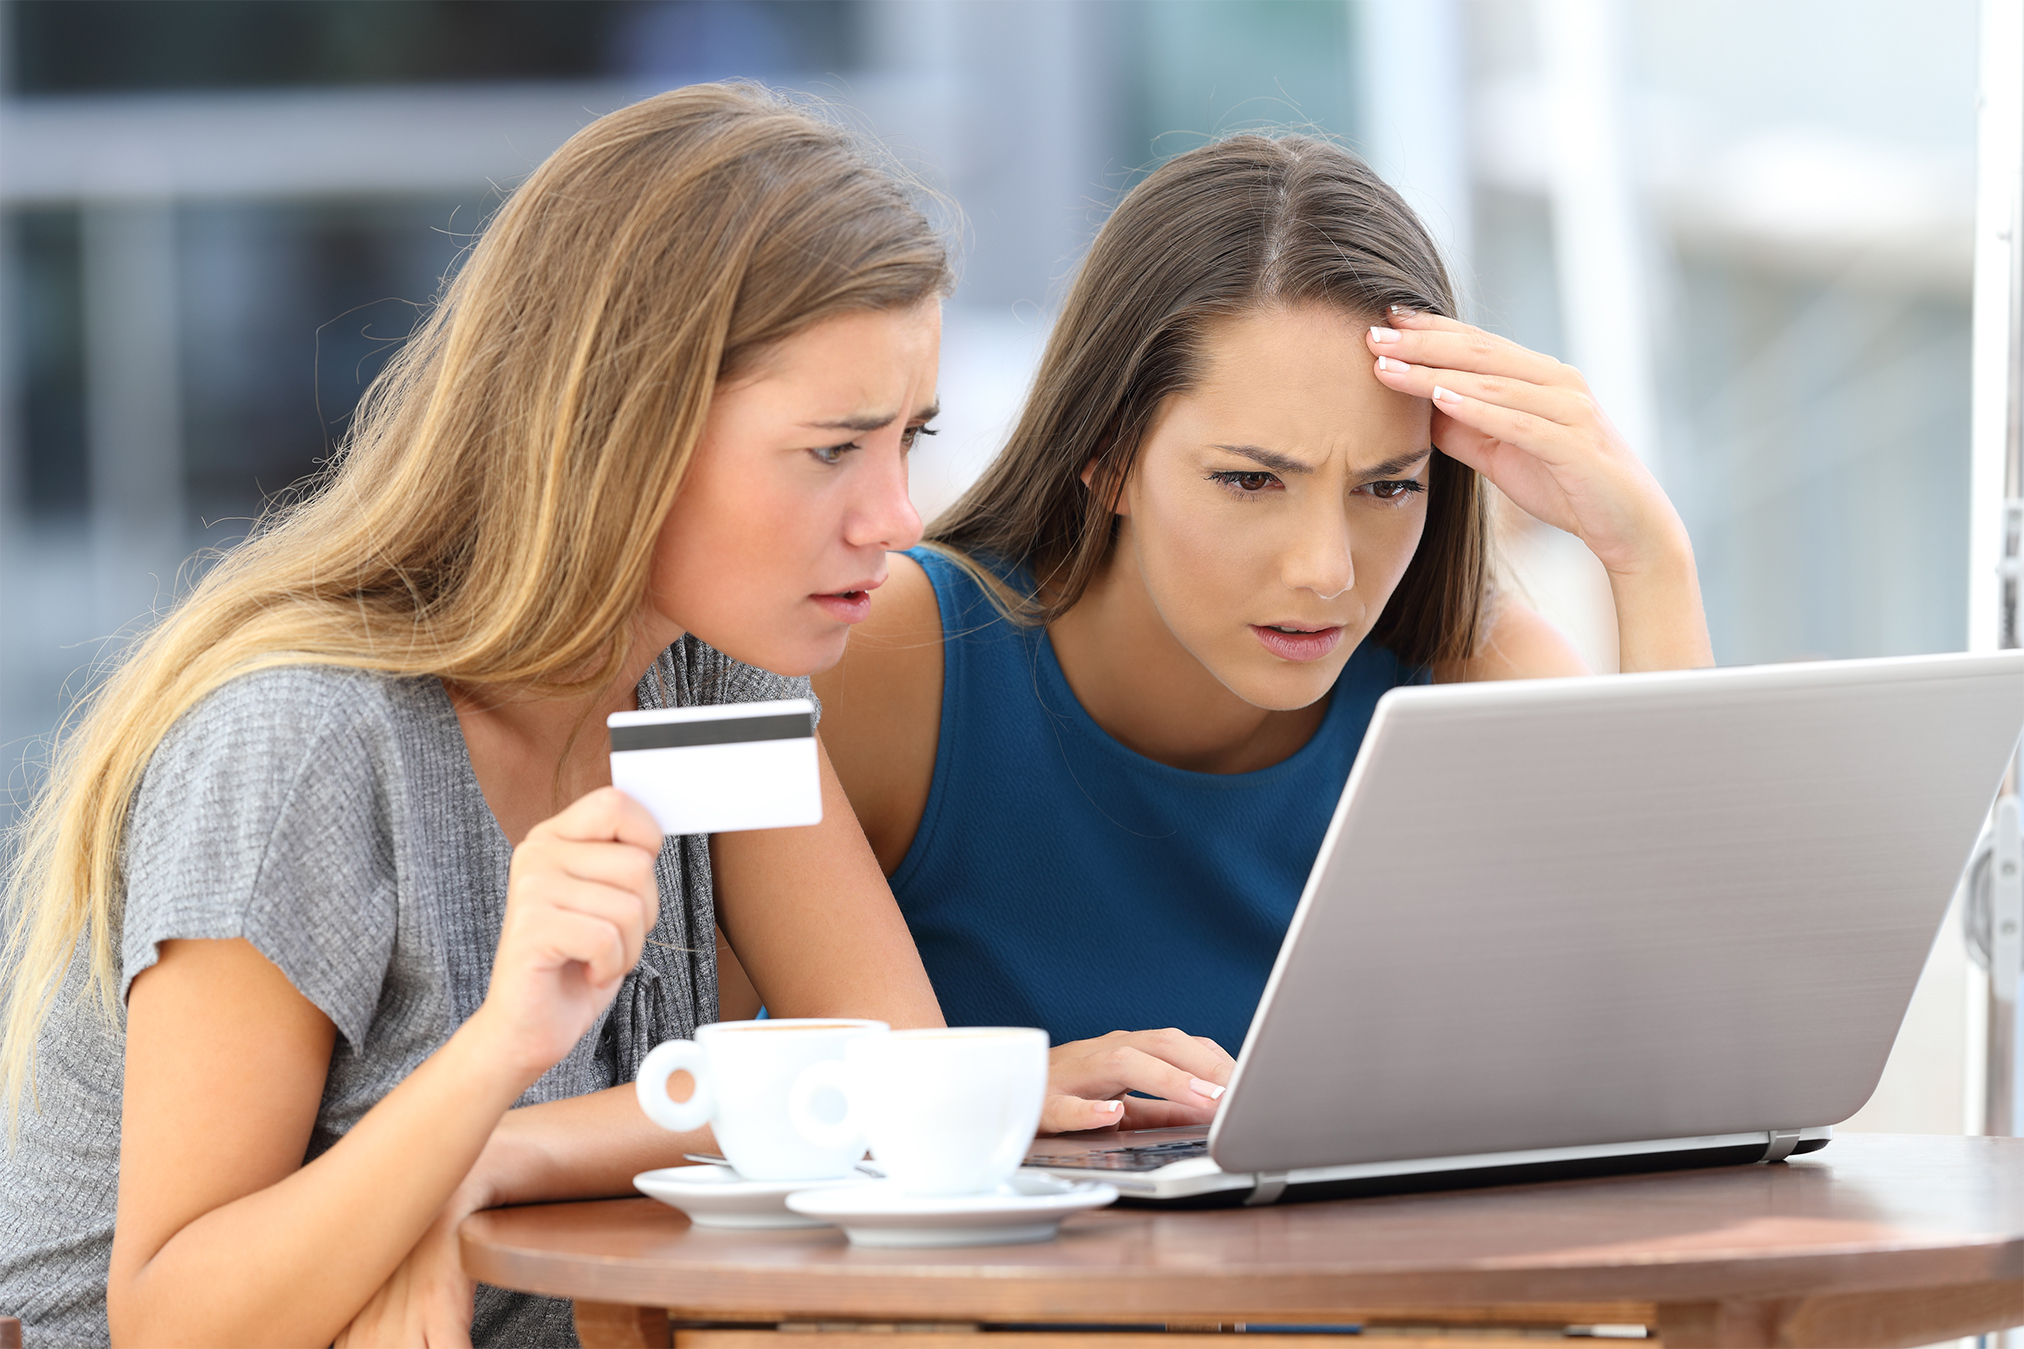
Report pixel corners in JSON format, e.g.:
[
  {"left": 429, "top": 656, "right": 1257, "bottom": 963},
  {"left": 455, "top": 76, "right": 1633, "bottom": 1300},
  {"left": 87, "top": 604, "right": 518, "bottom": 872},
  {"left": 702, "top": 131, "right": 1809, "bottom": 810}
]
[{"left": 1026, "top": 1138, "right": 1212, "bottom": 1172}]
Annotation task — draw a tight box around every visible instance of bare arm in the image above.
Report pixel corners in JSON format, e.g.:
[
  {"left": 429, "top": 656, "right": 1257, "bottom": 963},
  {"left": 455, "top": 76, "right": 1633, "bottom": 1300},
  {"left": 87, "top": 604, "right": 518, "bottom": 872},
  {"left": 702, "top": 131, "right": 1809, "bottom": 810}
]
[
  {"left": 109, "top": 789, "right": 660, "bottom": 1347},
  {"left": 715, "top": 925, "right": 764, "bottom": 1021},
  {"left": 111, "top": 939, "right": 532, "bottom": 1346},
  {"left": 1435, "top": 596, "right": 1591, "bottom": 683},
  {"left": 809, "top": 551, "right": 944, "bottom": 874},
  {"left": 711, "top": 740, "right": 945, "bottom": 1026}
]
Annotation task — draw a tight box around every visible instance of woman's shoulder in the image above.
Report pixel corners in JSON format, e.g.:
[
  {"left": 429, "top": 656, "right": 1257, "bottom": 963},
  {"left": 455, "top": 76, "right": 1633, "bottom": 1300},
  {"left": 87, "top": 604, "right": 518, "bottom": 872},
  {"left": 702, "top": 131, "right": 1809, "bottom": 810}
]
[
  {"left": 879, "top": 547, "right": 950, "bottom": 633},
  {"left": 150, "top": 662, "right": 434, "bottom": 780},
  {"left": 810, "top": 551, "right": 944, "bottom": 875},
  {"left": 902, "top": 544, "right": 1036, "bottom": 627},
  {"left": 814, "top": 550, "right": 944, "bottom": 710},
  {"left": 1432, "top": 598, "right": 1590, "bottom": 683},
  {"left": 128, "top": 662, "right": 451, "bottom": 919},
  {"left": 123, "top": 663, "right": 453, "bottom": 1040}
]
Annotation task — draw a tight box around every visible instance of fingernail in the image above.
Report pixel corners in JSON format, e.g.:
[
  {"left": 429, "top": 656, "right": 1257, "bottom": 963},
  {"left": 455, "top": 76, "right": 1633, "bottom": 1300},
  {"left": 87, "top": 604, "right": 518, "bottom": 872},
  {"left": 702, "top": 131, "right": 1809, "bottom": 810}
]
[
  {"left": 1190, "top": 1077, "right": 1226, "bottom": 1101},
  {"left": 1376, "top": 355, "right": 1408, "bottom": 374},
  {"left": 1101, "top": 1100, "right": 1123, "bottom": 1112},
  {"left": 1432, "top": 385, "right": 1461, "bottom": 404},
  {"left": 1388, "top": 303, "right": 1417, "bottom": 318},
  {"left": 1368, "top": 325, "right": 1401, "bottom": 344}
]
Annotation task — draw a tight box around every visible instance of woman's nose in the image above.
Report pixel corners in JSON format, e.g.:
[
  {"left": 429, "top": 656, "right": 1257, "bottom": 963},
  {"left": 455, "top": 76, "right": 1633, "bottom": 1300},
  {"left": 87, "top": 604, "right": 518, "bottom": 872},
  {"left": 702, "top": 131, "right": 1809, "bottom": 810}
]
[
  {"left": 846, "top": 443, "right": 923, "bottom": 553},
  {"left": 1283, "top": 511, "right": 1355, "bottom": 601}
]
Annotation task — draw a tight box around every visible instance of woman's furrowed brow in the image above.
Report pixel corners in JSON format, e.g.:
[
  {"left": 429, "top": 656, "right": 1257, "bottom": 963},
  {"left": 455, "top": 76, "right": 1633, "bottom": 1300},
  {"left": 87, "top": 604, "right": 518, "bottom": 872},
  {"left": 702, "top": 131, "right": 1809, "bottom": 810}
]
[
  {"left": 803, "top": 411, "right": 897, "bottom": 433},
  {"left": 1355, "top": 448, "right": 1434, "bottom": 478},
  {"left": 1210, "top": 444, "right": 1431, "bottom": 477},
  {"left": 1211, "top": 443, "right": 1312, "bottom": 474},
  {"left": 801, "top": 402, "right": 939, "bottom": 433}
]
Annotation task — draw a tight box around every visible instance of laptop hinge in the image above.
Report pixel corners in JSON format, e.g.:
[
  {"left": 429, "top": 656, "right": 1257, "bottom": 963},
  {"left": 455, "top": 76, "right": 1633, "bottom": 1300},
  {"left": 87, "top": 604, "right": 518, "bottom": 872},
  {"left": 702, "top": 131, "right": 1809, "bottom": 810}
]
[
  {"left": 1762, "top": 1129, "right": 1802, "bottom": 1163},
  {"left": 1243, "top": 1171, "right": 1289, "bottom": 1206}
]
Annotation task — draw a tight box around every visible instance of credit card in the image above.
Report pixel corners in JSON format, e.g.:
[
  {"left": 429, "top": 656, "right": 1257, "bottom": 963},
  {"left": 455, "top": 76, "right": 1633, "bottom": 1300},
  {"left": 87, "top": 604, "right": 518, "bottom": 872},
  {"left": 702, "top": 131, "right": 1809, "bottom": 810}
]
[{"left": 608, "top": 698, "right": 822, "bottom": 836}]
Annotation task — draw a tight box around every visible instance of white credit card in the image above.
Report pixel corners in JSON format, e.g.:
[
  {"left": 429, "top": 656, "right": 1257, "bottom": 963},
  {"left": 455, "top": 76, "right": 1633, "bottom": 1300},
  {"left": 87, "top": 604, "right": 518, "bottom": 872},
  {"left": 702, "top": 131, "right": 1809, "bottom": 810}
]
[{"left": 608, "top": 698, "right": 822, "bottom": 836}]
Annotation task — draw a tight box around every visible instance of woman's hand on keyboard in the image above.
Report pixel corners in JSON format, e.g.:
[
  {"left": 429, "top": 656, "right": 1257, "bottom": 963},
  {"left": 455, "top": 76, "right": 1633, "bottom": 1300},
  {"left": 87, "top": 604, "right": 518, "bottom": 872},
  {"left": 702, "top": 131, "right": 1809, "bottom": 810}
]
[{"left": 1040, "top": 1028, "right": 1235, "bottom": 1134}]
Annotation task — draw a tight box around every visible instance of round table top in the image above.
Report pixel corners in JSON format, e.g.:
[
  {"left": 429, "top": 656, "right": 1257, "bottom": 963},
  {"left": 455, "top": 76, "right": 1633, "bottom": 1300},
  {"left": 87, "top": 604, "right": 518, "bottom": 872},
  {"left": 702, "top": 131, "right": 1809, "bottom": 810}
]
[{"left": 461, "top": 1133, "right": 2024, "bottom": 1323}]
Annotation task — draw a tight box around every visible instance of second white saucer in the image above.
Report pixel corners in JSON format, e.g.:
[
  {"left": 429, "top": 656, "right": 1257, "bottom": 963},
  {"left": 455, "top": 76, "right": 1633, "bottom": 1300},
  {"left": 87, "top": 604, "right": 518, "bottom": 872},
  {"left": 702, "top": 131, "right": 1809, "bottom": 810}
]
[
  {"left": 784, "top": 1171, "right": 1119, "bottom": 1247},
  {"left": 634, "top": 1164, "right": 858, "bottom": 1230}
]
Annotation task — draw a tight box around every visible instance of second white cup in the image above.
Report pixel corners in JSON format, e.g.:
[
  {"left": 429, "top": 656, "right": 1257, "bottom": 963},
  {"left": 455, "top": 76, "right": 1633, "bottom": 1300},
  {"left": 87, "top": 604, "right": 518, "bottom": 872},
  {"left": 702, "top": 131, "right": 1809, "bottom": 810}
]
[
  {"left": 788, "top": 1026, "right": 1049, "bottom": 1195},
  {"left": 635, "top": 1018, "right": 887, "bottom": 1181}
]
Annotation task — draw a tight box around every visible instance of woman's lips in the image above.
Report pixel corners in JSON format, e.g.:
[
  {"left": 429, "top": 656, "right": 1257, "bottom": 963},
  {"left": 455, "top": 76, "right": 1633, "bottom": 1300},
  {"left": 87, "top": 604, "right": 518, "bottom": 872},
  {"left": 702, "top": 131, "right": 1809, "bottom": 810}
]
[
  {"left": 1250, "top": 623, "right": 1344, "bottom": 663},
  {"left": 812, "top": 590, "right": 874, "bottom": 623}
]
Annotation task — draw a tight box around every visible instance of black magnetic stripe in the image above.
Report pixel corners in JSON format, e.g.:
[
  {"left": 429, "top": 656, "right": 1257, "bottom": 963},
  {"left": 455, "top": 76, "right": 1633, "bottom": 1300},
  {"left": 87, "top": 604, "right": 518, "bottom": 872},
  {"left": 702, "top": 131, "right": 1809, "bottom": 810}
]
[{"left": 610, "top": 712, "right": 813, "bottom": 753}]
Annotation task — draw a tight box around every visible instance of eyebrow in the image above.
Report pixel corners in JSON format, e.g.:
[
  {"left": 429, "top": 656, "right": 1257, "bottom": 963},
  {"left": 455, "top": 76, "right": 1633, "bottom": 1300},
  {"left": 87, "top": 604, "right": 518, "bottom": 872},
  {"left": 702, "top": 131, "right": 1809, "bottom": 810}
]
[
  {"left": 1357, "top": 448, "right": 1435, "bottom": 478},
  {"left": 1210, "top": 444, "right": 1314, "bottom": 475},
  {"left": 1210, "top": 444, "right": 1433, "bottom": 478},
  {"left": 803, "top": 401, "right": 941, "bottom": 434}
]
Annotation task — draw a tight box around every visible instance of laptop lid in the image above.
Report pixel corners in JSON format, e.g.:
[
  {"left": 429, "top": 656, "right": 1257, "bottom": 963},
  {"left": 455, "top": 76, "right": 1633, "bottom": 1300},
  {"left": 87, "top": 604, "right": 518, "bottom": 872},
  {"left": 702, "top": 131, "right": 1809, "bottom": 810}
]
[{"left": 1210, "top": 651, "right": 2024, "bottom": 1175}]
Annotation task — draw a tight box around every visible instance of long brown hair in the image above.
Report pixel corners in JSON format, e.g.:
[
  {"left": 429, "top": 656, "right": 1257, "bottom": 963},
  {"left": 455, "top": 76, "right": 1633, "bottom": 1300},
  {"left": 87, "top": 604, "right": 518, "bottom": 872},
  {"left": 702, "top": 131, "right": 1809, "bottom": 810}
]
[
  {"left": 2, "top": 83, "right": 950, "bottom": 1126},
  {"left": 929, "top": 132, "right": 1488, "bottom": 668}
]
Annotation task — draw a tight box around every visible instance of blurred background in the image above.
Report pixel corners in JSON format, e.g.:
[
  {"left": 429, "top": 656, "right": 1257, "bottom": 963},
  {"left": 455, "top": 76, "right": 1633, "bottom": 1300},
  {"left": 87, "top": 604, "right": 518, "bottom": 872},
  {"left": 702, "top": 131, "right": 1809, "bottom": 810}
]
[{"left": 0, "top": 0, "right": 1990, "bottom": 1131}]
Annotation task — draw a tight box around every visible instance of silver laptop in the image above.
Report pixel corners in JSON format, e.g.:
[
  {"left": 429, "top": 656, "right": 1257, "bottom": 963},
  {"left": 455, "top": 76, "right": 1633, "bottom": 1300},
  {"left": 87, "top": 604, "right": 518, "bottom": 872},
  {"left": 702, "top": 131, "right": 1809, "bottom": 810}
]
[{"left": 1027, "top": 651, "right": 2024, "bottom": 1205}]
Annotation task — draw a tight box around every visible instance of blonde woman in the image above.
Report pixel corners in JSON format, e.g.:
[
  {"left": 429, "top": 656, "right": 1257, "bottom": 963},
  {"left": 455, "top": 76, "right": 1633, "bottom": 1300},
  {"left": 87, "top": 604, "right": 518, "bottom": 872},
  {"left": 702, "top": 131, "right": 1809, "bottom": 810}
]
[{"left": 0, "top": 87, "right": 1216, "bottom": 1348}]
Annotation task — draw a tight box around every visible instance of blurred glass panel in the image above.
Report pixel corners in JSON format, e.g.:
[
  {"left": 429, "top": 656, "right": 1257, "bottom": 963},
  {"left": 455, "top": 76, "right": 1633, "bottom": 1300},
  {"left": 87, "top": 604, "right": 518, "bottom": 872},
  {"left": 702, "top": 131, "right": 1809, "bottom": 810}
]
[
  {"left": 1644, "top": 0, "right": 1977, "bottom": 664},
  {"left": 1672, "top": 258, "right": 1971, "bottom": 664},
  {"left": 179, "top": 195, "right": 486, "bottom": 540},
  {"left": 7, "top": 0, "right": 858, "bottom": 95},
  {"left": 5, "top": 207, "right": 86, "bottom": 517},
  {"left": 1130, "top": 0, "right": 1354, "bottom": 165},
  {"left": 1469, "top": 0, "right": 1976, "bottom": 668}
]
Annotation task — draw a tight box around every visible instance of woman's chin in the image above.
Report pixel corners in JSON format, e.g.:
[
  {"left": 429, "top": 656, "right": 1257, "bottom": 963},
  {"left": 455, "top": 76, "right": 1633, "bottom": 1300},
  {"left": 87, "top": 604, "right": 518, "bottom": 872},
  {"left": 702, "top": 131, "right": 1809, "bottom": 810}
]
[
  {"left": 757, "top": 631, "right": 854, "bottom": 681},
  {"left": 675, "top": 618, "right": 847, "bottom": 682},
  {"left": 800, "top": 628, "right": 856, "bottom": 677},
  {"left": 1210, "top": 651, "right": 1348, "bottom": 713}
]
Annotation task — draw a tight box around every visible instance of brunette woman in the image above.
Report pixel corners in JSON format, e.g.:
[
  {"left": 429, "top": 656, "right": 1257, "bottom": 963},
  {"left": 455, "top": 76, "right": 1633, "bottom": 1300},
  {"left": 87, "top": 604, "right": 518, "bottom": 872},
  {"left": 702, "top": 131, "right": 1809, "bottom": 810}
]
[
  {"left": 0, "top": 87, "right": 1211, "bottom": 1348},
  {"left": 814, "top": 133, "right": 1713, "bottom": 1130}
]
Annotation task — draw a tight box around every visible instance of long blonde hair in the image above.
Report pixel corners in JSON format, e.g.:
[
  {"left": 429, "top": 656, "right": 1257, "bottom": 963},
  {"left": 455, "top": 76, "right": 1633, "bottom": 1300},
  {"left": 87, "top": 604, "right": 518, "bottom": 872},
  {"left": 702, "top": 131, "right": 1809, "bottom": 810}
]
[{"left": 2, "top": 83, "right": 950, "bottom": 1123}]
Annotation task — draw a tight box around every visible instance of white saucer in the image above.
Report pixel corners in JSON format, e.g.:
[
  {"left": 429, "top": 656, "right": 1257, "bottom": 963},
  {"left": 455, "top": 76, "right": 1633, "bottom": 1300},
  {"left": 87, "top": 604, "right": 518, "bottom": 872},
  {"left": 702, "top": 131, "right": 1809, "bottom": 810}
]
[
  {"left": 634, "top": 1164, "right": 859, "bottom": 1230},
  {"left": 783, "top": 1170, "right": 1119, "bottom": 1247}
]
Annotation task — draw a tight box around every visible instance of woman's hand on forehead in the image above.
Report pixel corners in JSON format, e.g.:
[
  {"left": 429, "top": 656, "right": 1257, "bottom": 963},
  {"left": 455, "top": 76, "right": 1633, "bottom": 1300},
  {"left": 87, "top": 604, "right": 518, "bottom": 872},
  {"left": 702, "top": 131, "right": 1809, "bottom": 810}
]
[
  {"left": 1366, "top": 308, "right": 1712, "bottom": 673},
  {"left": 1363, "top": 308, "right": 1685, "bottom": 581}
]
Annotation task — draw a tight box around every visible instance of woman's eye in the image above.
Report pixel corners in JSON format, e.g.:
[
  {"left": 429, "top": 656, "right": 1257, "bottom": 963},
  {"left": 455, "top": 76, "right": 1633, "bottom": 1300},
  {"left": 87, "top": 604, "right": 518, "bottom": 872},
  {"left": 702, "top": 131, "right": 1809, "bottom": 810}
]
[
  {"left": 811, "top": 441, "right": 860, "bottom": 466},
  {"left": 901, "top": 424, "right": 939, "bottom": 452},
  {"left": 1209, "top": 470, "right": 1281, "bottom": 495},
  {"left": 1365, "top": 479, "right": 1427, "bottom": 502}
]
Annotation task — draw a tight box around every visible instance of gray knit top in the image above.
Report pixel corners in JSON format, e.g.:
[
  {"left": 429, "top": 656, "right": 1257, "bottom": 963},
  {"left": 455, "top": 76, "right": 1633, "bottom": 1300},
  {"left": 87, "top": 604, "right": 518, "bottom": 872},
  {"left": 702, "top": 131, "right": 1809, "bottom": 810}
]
[{"left": 0, "top": 637, "right": 808, "bottom": 1347}]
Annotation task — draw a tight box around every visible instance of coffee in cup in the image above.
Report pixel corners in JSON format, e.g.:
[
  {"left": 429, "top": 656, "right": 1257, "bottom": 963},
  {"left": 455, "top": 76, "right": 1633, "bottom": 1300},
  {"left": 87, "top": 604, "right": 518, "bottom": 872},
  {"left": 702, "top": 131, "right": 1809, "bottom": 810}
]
[
  {"left": 635, "top": 1018, "right": 887, "bottom": 1181},
  {"left": 788, "top": 1026, "right": 1048, "bottom": 1195}
]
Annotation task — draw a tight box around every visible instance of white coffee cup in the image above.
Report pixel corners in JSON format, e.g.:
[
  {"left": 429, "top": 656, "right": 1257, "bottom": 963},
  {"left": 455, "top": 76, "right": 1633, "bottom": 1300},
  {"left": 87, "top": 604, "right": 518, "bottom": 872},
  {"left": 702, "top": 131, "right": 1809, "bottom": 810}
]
[
  {"left": 634, "top": 1018, "right": 887, "bottom": 1181},
  {"left": 788, "top": 1026, "right": 1049, "bottom": 1196}
]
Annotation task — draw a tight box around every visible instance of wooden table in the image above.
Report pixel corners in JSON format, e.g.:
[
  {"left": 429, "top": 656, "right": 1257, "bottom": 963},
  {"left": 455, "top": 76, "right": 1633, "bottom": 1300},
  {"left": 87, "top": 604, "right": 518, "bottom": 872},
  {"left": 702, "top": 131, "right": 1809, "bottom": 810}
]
[{"left": 461, "top": 1132, "right": 2024, "bottom": 1348}]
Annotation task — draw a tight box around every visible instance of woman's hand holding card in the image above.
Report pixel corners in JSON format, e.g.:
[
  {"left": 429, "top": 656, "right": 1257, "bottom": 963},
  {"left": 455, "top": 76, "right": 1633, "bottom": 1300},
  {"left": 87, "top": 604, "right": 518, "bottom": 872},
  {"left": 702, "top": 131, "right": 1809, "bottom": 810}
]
[{"left": 472, "top": 787, "right": 663, "bottom": 1085}]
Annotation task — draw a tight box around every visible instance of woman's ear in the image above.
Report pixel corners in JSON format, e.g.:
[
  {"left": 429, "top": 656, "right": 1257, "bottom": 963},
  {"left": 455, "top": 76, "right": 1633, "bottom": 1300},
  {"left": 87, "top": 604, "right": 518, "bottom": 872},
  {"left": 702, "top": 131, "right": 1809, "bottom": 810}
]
[{"left": 1080, "top": 457, "right": 1131, "bottom": 518}]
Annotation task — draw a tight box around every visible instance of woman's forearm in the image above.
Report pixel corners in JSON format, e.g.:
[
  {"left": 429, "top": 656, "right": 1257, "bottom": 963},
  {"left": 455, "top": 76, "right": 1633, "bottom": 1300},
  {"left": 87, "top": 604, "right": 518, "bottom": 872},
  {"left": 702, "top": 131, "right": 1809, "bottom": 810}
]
[
  {"left": 112, "top": 1006, "right": 534, "bottom": 1347},
  {"left": 478, "top": 1083, "right": 714, "bottom": 1206},
  {"left": 1607, "top": 537, "right": 1715, "bottom": 673}
]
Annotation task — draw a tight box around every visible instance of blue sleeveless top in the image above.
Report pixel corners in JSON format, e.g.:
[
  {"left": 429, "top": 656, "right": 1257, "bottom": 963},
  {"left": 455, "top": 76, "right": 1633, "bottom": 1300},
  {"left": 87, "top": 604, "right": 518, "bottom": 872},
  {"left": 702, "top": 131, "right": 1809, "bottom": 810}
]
[{"left": 891, "top": 547, "right": 1430, "bottom": 1054}]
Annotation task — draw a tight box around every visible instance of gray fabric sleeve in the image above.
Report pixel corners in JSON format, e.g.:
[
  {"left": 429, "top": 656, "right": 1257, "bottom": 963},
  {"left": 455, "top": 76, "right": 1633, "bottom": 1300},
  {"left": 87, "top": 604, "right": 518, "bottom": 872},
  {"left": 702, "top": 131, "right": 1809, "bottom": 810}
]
[{"left": 120, "top": 667, "right": 399, "bottom": 1053}]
